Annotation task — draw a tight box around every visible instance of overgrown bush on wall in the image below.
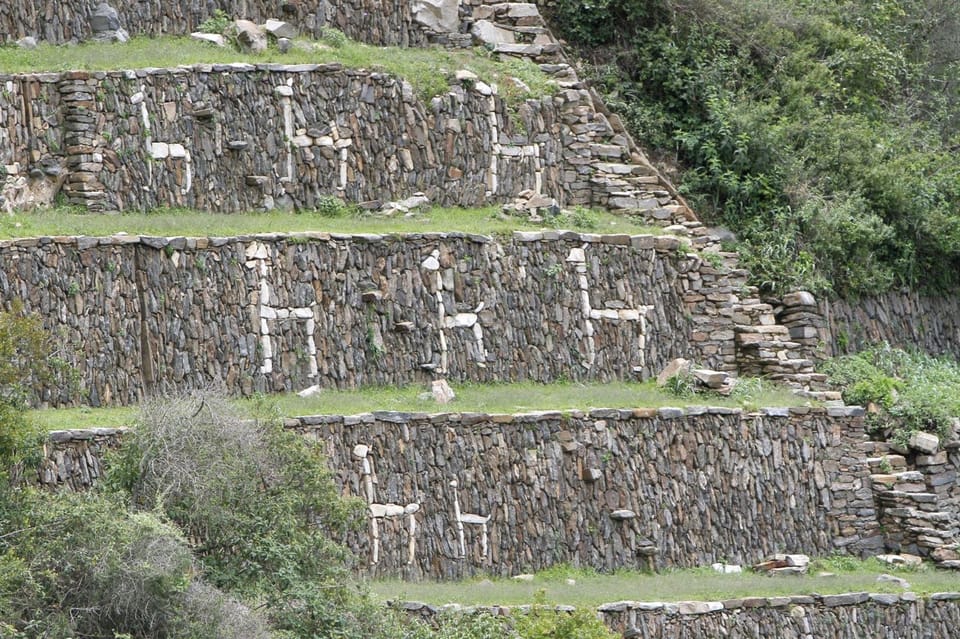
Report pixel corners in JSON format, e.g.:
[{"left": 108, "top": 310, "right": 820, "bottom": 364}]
[{"left": 823, "top": 343, "right": 960, "bottom": 446}]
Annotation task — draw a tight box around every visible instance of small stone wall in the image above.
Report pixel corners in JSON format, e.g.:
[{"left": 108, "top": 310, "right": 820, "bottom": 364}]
[
  {"left": 1, "top": 231, "right": 745, "bottom": 407},
  {"left": 818, "top": 292, "right": 960, "bottom": 360},
  {"left": 404, "top": 594, "right": 960, "bottom": 639},
  {"left": 34, "top": 427, "right": 124, "bottom": 490}
]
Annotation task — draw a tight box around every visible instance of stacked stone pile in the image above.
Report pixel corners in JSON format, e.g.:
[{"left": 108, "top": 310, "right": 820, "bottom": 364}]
[
  {"left": 827, "top": 433, "right": 885, "bottom": 554},
  {"left": 58, "top": 73, "right": 107, "bottom": 210},
  {"left": 736, "top": 294, "right": 826, "bottom": 390},
  {"left": 867, "top": 434, "right": 960, "bottom": 570},
  {"left": 468, "top": 2, "right": 563, "bottom": 62},
  {"left": 35, "top": 428, "right": 124, "bottom": 491}
]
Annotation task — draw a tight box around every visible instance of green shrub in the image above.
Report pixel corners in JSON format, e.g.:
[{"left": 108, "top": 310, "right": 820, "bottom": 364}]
[
  {"left": 113, "top": 392, "right": 374, "bottom": 635},
  {"left": 823, "top": 344, "right": 960, "bottom": 443},
  {"left": 512, "top": 597, "right": 617, "bottom": 639},
  {"left": 315, "top": 194, "right": 354, "bottom": 217},
  {"left": 197, "top": 9, "right": 231, "bottom": 35},
  {"left": 663, "top": 370, "right": 698, "bottom": 398},
  {"left": 561, "top": 0, "right": 960, "bottom": 296},
  {"left": 320, "top": 27, "right": 349, "bottom": 48}
]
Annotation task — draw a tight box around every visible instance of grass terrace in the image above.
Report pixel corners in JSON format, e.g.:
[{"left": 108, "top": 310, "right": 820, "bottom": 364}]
[
  {"left": 27, "top": 378, "right": 811, "bottom": 431},
  {"left": 372, "top": 559, "right": 960, "bottom": 607},
  {"left": 0, "top": 205, "right": 662, "bottom": 240},
  {"left": 0, "top": 34, "right": 556, "bottom": 105}
]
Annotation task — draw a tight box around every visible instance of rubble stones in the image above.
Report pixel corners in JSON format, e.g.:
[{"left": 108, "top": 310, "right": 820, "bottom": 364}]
[
  {"left": 190, "top": 32, "right": 226, "bottom": 46},
  {"left": 431, "top": 379, "right": 456, "bottom": 404},
  {"left": 910, "top": 431, "right": 940, "bottom": 454},
  {"left": 89, "top": 2, "right": 129, "bottom": 42},
  {"left": 657, "top": 358, "right": 691, "bottom": 386},
  {"left": 263, "top": 18, "right": 297, "bottom": 39}
]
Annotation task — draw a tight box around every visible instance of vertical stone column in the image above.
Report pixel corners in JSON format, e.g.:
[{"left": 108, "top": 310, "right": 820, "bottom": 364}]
[{"left": 59, "top": 71, "right": 107, "bottom": 210}]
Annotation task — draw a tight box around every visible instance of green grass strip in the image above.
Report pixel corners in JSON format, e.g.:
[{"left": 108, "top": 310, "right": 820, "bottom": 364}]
[
  {"left": 0, "top": 206, "right": 661, "bottom": 240},
  {"left": 0, "top": 35, "right": 556, "bottom": 105},
  {"left": 371, "top": 559, "right": 960, "bottom": 607},
  {"left": 28, "top": 379, "right": 810, "bottom": 431}
]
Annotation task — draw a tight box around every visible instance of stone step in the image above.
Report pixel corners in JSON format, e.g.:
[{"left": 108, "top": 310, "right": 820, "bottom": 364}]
[
  {"left": 876, "top": 490, "right": 938, "bottom": 503},
  {"left": 865, "top": 454, "right": 908, "bottom": 471}
]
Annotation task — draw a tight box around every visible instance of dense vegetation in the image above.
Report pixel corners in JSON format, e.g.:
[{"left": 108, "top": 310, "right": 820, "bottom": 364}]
[
  {"left": 823, "top": 343, "right": 960, "bottom": 446},
  {"left": 548, "top": 0, "right": 960, "bottom": 297}
]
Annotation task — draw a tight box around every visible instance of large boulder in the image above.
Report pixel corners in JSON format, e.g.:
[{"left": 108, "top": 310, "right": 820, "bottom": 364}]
[
  {"left": 656, "top": 358, "right": 690, "bottom": 386},
  {"left": 89, "top": 2, "right": 120, "bottom": 32},
  {"left": 263, "top": 19, "right": 297, "bottom": 39},
  {"left": 470, "top": 19, "right": 516, "bottom": 46},
  {"left": 233, "top": 20, "right": 268, "bottom": 54},
  {"left": 190, "top": 32, "right": 226, "bottom": 47},
  {"left": 412, "top": 0, "right": 460, "bottom": 33},
  {"left": 90, "top": 2, "right": 129, "bottom": 43}
]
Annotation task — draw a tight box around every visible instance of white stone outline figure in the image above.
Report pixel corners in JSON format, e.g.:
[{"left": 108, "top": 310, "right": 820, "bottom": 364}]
[{"left": 565, "top": 245, "right": 654, "bottom": 371}]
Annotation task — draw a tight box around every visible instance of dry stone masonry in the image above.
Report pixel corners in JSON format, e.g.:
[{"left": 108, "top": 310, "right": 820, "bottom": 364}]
[
  {"left": 1, "top": 230, "right": 755, "bottom": 407},
  {"left": 35, "top": 427, "right": 124, "bottom": 491},
  {"left": 819, "top": 291, "right": 960, "bottom": 361},
  {"left": 2, "top": 0, "right": 441, "bottom": 48},
  {"left": 0, "top": 63, "right": 690, "bottom": 226},
  {"left": 403, "top": 594, "right": 960, "bottom": 639},
  {"left": 1, "top": 0, "right": 695, "bottom": 231},
  {"left": 37, "top": 407, "right": 881, "bottom": 580}
]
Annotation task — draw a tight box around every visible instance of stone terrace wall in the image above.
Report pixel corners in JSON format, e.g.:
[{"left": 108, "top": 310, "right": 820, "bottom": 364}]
[
  {"left": 32, "top": 427, "right": 124, "bottom": 490},
  {"left": 818, "top": 291, "right": 960, "bottom": 360},
  {"left": 1, "top": 0, "right": 436, "bottom": 47},
  {"left": 38, "top": 408, "right": 877, "bottom": 579},
  {"left": 293, "top": 407, "right": 874, "bottom": 579},
  {"left": 408, "top": 594, "right": 960, "bottom": 639},
  {"left": 0, "top": 230, "right": 744, "bottom": 406},
  {"left": 0, "top": 65, "right": 683, "bottom": 217},
  {"left": 599, "top": 594, "right": 960, "bottom": 638}
]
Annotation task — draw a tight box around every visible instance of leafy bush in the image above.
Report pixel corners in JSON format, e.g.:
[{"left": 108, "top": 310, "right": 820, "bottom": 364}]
[
  {"left": 823, "top": 344, "right": 960, "bottom": 443},
  {"left": 315, "top": 194, "right": 354, "bottom": 217},
  {"left": 320, "top": 26, "right": 349, "bottom": 48},
  {"left": 559, "top": 0, "right": 960, "bottom": 296},
  {"left": 512, "top": 596, "right": 617, "bottom": 639},
  {"left": 113, "top": 392, "right": 376, "bottom": 635},
  {"left": 662, "top": 370, "right": 698, "bottom": 398},
  {"left": 198, "top": 9, "right": 231, "bottom": 35},
  {"left": 0, "top": 490, "right": 267, "bottom": 638}
]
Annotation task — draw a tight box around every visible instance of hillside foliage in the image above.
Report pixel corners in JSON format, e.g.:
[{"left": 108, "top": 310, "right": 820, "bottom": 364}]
[{"left": 549, "top": 0, "right": 960, "bottom": 296}]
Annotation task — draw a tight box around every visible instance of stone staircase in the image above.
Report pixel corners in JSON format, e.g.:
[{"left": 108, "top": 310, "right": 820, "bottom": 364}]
[{"left": 865, "top": 440, "right": 960, "bottom": 570}]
